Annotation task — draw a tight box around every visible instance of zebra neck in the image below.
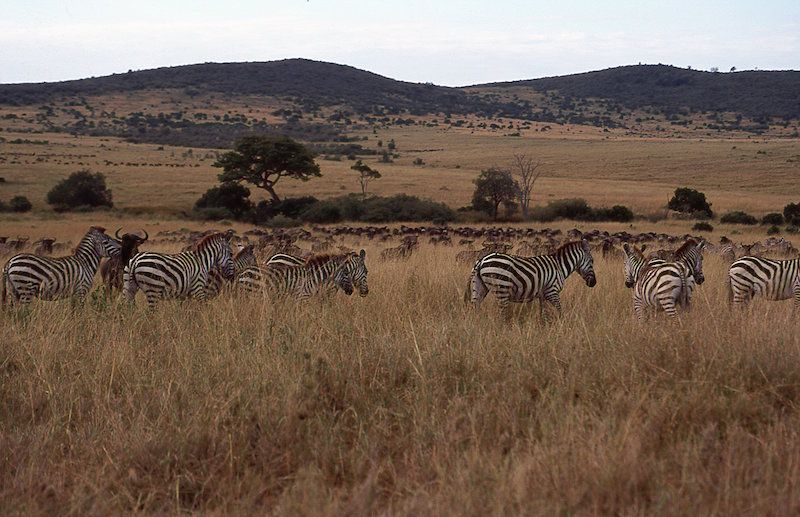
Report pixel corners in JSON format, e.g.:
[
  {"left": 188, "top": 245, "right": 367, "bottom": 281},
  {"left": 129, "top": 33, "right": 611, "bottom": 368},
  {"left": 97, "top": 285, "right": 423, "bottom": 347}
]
[
  {"left": 555, "top": 248, "right": 577, "bottom": 278},
  {"left": 74, "top": 239, "right": 101, "bottom": 271}
]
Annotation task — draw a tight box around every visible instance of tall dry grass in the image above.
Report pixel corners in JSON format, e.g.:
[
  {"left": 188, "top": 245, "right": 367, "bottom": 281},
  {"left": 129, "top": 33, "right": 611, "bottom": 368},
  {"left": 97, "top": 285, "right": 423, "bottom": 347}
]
[{"left": 2, "top": 242, "right": 800, "bottom": 514}]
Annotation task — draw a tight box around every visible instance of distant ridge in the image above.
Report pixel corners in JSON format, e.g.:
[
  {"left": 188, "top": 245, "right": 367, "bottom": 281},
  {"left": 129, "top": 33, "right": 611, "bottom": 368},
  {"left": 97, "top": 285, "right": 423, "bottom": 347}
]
[{"left": 1, "top": 59, "right": 798, "bottom": 120}]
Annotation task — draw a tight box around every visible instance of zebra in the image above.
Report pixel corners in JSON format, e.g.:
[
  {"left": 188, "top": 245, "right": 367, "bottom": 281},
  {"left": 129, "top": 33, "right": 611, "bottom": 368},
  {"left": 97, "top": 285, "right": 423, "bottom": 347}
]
[
  {"left": 727, "top": 256, "right": 800, "bottom": 309},
  {"left": 205, "top": 244, "right": 257, "bottom": 298},
  {"left": 1, "top": 226, "right": 120, "bottom": 307},
  {"left": 238, "top": 250, "right": 368, "bottom": 299},
  {"left": 623, "top": 243, "right": 694, "bottom": 320},
  {"left": 467, "top": 239, "right": 596, "bottom": 316},
  {"left": 123, "top": 231, "right": 235, "bottom": 309},
  {"left": 264, "top": 252, "right": 354, "bottom": 294}
]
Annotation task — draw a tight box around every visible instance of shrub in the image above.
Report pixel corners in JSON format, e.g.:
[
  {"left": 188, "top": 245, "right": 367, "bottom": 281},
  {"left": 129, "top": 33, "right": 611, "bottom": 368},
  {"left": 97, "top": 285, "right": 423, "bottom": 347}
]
[
  {"left": 300, "top": 201, "right": 343, "bottom": 224},
  {"left": 592, "top": 205, "right": 635, "bottom": 222},
  {"left": 761, "top": 212, "right": 784, "bottom": 225},
  {"left": 767, "top": 225, "right": 781, "bottom": 235},
  {"left": 193, "top": 207, "right": 234, "bottom": 220},
  {"left": 667, "top": 187, "right": 712, "bottom": 217},
  {"left": 46, "top": 170, "right": 113, "bottom": 210},
  {"left": 274, "top": 196, "right": 319, "bottom": 219},
  {"left": 194, "top": 182, "right": 252, "bottom": 218},
  {"left": 692, "top": 221, "right": 714, "bottom": 232},
  {"left": 528, "top": 199, "right": 633, "bottom": 222},
  {"left": 786, "top": 225, "right": 799, "bottom": 234},
  {"left": 263, "top": 215, "right": 301, "bottom": 228},
  {"left": 720, "top": 211, "right": 758, "bottom": 225},
  {"left": 784, "top": 203, "right": 800, "bottom": 225},
  {"left": 9, "top": 196, "right": 32, "bottom": 213}
]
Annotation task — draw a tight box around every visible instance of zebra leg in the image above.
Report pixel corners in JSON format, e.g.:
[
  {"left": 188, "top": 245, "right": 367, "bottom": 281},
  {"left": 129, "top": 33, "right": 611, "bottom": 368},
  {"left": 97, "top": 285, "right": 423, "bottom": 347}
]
[
  {"left": 633, "top": 293, "right": 646, "bottom": 321},
  {"left": 123, "top": 270, "right": 139, "bottom": 305},
  {"left": 144, "top": 291, "right": 161, "bottom": 311},
  {"left": 658, "top": 297, "right": 679, "bottom": 318},
  {"left": 542, "top": 289, "right": 562, "bottom": 322}
]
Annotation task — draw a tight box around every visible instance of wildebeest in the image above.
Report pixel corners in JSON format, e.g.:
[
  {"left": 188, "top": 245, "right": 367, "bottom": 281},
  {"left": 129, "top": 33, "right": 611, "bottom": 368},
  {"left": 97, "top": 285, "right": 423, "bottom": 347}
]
[{"left": 99, "top": 228, "right": 149, "bottom": 295}]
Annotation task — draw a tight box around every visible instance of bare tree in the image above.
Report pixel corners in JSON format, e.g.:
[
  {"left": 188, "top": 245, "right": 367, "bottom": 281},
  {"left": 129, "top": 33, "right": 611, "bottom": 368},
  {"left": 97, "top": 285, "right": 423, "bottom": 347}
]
[{"left": 511, "top": 154, "right": 543, "bottom": 219}]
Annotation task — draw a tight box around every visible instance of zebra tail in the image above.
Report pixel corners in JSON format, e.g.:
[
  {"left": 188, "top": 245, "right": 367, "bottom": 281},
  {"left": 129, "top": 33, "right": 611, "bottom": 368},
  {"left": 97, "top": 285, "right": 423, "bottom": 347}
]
[
  {"left": 464, "top": 261, "right": 487, "bottom": 304},
  {"left": 725, "top": 272, "right": 733, "bottom": 307},
  {"left": 1, "top": 265, "right": 7, "bottom": 309},
  {"left": 680, "top": 270, "right": 690, "bottom": 308}
]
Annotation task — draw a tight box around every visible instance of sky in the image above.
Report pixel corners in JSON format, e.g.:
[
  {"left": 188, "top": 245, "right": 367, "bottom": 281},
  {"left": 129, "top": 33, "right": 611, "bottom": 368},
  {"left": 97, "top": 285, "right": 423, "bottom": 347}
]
[{"left": 1, "top": 0, "right": 798, "bottom": 86}]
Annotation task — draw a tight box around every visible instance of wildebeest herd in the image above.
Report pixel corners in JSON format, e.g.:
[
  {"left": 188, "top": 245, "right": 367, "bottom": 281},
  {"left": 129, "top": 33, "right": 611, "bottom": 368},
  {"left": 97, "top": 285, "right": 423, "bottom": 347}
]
[{"left": 1, "top": 225, "right": 799, "bottom": 317}]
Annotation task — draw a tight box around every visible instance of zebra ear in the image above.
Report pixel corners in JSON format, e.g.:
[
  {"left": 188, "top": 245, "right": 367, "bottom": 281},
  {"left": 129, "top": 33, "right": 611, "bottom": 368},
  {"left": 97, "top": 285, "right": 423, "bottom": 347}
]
[
  {"left": 640, "top": 244, "right": 647, "bottom": 253},
  {"left": 359, "top": 249, "right": 366, "bottom": 259},
  {"left": 623, "top": 243, "right": 631, "bottom": 255}
]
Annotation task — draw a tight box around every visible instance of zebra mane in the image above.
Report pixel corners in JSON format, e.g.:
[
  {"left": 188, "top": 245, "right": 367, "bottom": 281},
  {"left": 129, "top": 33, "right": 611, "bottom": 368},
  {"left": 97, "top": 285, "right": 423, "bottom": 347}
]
[
  {"left": 553, "top": 239, "right": 585, "bottom": 256},
  {"left": 72, "top": 226, "right": 107, "bottom": 253},
  {"left": 674, "top": 238, "right": 698, "bottom": 259},
  {"left": 193, "top": 232, "right": 228, "bottom": 251},
  {"left": 304, "top": 252, "right": 349, "bottom": 268}
]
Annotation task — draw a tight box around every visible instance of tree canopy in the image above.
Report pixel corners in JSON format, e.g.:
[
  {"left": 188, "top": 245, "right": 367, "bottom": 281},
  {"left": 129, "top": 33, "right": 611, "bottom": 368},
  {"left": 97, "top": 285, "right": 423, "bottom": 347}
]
[
  {"left": 471, "top": 168, "right": 520, "bottom": 220},
  {"left": 350, "top": 160, "right": 382, "bottom": 198},
  {"left": 214, "top": 135, "right": 321, "bottom": 203}
]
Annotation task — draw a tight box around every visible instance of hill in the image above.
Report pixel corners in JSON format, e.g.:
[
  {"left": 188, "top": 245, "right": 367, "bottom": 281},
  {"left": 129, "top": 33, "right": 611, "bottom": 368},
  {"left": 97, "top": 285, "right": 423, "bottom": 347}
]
[{"left": 480, "top": 64, "right": 800, "bottom": 121}]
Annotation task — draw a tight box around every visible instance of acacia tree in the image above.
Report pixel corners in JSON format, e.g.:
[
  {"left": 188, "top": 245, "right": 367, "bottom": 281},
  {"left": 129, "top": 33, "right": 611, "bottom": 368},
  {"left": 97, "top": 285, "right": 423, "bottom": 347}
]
[
  {"left": 214, "top": 135, "right": 321, "bottom": 203},
  {"left": 511, "top": 153, "right": 543, "bottom": 219},
  {"left": 472, "top": 167, "right": 520, "bottom": 220},
  {"left": 350, "top": 160, "right": 382, "bottom": 199}
]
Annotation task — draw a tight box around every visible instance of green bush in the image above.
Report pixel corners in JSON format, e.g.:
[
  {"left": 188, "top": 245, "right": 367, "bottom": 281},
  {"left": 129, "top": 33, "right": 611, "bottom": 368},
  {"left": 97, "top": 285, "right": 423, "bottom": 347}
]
[
  {"left": 784, "top": 203, "right": 800, "bottom": 225},
  {"left": 300, "top": 201, "right": 343, "bottom": 223},
  {"left": 761, "top": 212, "right": 784, "bottom": 225},
  {"left": 9, "top": 196, "right": 32, "bottom": 213},
  {"left": 46, "top": 170, "right": 113, "bottom": 211},
  {"left": 720, "top": 211, "right": 758, "bottom": 225},
  {"left": 193, "top": 207, "right": 234, "bottom": 220},
  {"left": 529, "top": 199, "right": 634, "bottom": 222},
  {"left": 194, "top": 182, "right": 252, "bottom": 218},
  {"left": 667, "top": 187, "right": 713, "bottom": 217},
  {"left": 767, "top": 225, "right": 781, "bottom": 235},
  {"left": 263, "top": 215, "right": 302, "bottom": 228},
  {"left": 692, "top": 221, "right": 714, "bottom": 232},
  {"left": 298, "top": 194, "right": 455, "bottom": 224}
]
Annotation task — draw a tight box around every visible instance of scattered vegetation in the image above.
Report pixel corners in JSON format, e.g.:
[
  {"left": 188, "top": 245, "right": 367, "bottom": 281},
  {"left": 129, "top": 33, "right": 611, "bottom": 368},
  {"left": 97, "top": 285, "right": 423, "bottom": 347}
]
[
  {"left": 720, "top": 211, "right": 758, "bottom": 225},
  {"left": 45, "top": 170, "right": 113, "bottom": 211},
  {"left": 668, "top": 187, "right": 713, "bottom": 217},
  {"left": 692, "top": 221, "right": 714, "bottom": 232}
]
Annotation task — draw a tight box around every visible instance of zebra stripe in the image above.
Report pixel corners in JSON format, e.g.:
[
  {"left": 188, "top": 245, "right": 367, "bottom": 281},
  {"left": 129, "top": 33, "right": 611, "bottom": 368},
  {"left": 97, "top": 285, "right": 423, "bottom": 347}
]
[
  {"left": 238, "top": 250, "right": 368, "bottom": 299},
  {"left": 123, "top": 232, "right": 235, "bottom": 309},
  {"left": 468, "top": 239, "right": 596, "bottom": 314},
  {"left": 728, "top": 256, "right": 800, "bottom": 308},
  {"left": 1, "top": 226, "right": 120, "bottom": 306},
  {"left": 206, "top": 244, "right": 257, "bottom": 298},
  {"left": 266, "top": 253, "right": 305, "bottom": 268}
]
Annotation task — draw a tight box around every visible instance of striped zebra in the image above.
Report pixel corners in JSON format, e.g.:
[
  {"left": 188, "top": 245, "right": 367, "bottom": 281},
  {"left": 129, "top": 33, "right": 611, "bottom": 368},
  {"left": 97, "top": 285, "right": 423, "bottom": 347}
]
[
  {"left": 205, "top": 244, "right": 258, "bottom": 298},
  {"left": 264, "top": 252, "right": 354, "bottom": 294},
  {"left": 1, "top": 226, "right": 120, "bottom": 306},
  {"left": 728, "top": 256, "right": 800, "bottom": 308},
  {"left": 623, "top": 243, "right": 694, "bottom": 320},
  {"left": 123, "top": 231, "right": 235, "bottom": 309},
  {"left": 467, "top": 239, "right": 596, "bottom": 316},
  {"left": 238, "top": 250, "right": 368, "bottom": 299}
]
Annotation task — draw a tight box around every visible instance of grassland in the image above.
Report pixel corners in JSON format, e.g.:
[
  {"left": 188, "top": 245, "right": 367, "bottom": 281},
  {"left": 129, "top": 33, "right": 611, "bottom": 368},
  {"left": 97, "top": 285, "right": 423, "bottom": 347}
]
[
  {"left": 2, "top": 99, "right": 800, "bottom": 514},
  {"left": 2, "top": 232, "right": 800, "bottom": 514}
]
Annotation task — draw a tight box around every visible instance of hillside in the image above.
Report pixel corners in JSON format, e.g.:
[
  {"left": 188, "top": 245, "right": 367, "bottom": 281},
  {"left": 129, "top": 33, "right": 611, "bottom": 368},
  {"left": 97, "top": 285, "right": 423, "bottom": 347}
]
[
  {"left": 0, "top": 60, "right": 797, "bottom": 145},
  {"left": 480, "top": 64, "right": 800, "bottom": 121}
]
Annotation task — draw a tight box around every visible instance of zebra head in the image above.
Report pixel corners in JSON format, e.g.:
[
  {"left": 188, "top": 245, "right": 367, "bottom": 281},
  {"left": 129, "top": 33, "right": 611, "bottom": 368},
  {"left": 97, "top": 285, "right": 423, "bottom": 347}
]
[
  {"left": 575, "top": 239, "right": 596, "bottom": 287},
  {"left": 622, "top": 243, "right": 647, "bottom": 288},
  {"left": 341, "top": 249, "right": 369, "bottom": 297},
  {"left": 195, "top": 232, "right": 235, "bottom": 279},
  {"left": 87, "top": 226, "right": 121, "bottom": 258},
  {"left": 675, "top": 239, "right": 705, "bottom": 285}
]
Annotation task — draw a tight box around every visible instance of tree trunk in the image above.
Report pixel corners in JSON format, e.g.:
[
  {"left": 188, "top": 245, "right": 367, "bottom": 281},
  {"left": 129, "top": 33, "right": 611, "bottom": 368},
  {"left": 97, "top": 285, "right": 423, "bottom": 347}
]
[{"left": 265, "top": 184, "right": 281, "bottom": 203}]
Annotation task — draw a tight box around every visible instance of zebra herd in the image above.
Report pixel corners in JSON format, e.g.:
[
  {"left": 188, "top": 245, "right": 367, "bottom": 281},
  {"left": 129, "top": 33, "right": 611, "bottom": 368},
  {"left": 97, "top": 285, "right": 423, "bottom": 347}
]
[
  {"left": 1, "top": 226, "right": 798, "bottom": 318},
  {"left": 1, "top": 226, "right": 369, "bottom": 310}
]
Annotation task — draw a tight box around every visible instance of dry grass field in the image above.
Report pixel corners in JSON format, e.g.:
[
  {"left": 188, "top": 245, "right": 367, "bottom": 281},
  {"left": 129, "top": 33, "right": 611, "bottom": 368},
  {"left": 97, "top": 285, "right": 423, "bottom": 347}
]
[
  {"left": 1, "top": 126, "right": 799, "bottom": 216},
  {"left": 2, "top": 113, "right": 800, "bottom": 514},
  {"left": 2, "top": 226, "right": 800, "bottom": 514}
]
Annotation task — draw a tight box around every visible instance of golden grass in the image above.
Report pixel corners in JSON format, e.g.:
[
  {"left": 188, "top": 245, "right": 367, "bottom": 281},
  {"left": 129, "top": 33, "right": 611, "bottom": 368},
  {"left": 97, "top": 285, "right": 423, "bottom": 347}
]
[
  {"left": 1, "top": 126, "right": 799, "bottom": 216},
  {"left": 3, "top": 234, "right": 800, "bottom": 514}
]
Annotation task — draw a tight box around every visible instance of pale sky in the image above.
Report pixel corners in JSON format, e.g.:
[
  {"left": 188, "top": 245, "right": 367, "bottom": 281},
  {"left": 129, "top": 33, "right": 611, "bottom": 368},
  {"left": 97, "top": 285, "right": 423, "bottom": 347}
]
[{"left": 1, "top": 0, "right": 798, "bottom": 86}]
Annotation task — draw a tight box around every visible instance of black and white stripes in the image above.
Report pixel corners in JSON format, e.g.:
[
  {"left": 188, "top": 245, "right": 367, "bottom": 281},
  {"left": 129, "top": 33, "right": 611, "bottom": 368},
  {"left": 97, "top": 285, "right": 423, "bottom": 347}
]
[
  {"left": 123, "top": 232, "right": 235, "bottom": 309},
  {"left": 1, "top": 226, "right": 120, "bottom": 306},
  {"left": 728, "top": 256, "right": 800, "bottom": 308},
  {"left": 468, "top": 239, "right": 596, "bottom": 315}
]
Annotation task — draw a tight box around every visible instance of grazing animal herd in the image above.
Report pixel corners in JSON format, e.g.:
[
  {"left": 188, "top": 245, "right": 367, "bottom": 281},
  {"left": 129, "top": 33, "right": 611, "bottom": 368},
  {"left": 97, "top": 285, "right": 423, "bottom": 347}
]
[{"left": 1, "top": 225, "right": 799, "bottom": 319}]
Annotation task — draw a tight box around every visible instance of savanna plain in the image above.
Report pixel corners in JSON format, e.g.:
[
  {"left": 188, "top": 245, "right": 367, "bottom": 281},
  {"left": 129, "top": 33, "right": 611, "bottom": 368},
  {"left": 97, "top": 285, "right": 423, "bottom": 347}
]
[{"left": 2, "top": 122, "right": 800, "bottom": 514}]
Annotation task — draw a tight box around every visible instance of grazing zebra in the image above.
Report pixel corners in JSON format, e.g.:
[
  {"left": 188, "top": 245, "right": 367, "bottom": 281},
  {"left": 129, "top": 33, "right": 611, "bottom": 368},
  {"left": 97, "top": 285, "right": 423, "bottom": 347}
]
[
  {"left": 123, "top": 231, "right": 235, "bottom": 309},
  {"left": 238, "top": 250, "right": 368, "bottom": 299},
  {"left": 1, "top": 226, "right": 120, "bottom": 307},
  {"left": 206, "top": 244, "right": 257, "bottom": 298},
  {"left": 467, "top": 239, "right": 596, "bottom": 316},
  {"left": 623, "top": 243, "right": 694, "bottom": 320},
  {"left": 728, "top": 256, "right": 800, "bottom": 308}
]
